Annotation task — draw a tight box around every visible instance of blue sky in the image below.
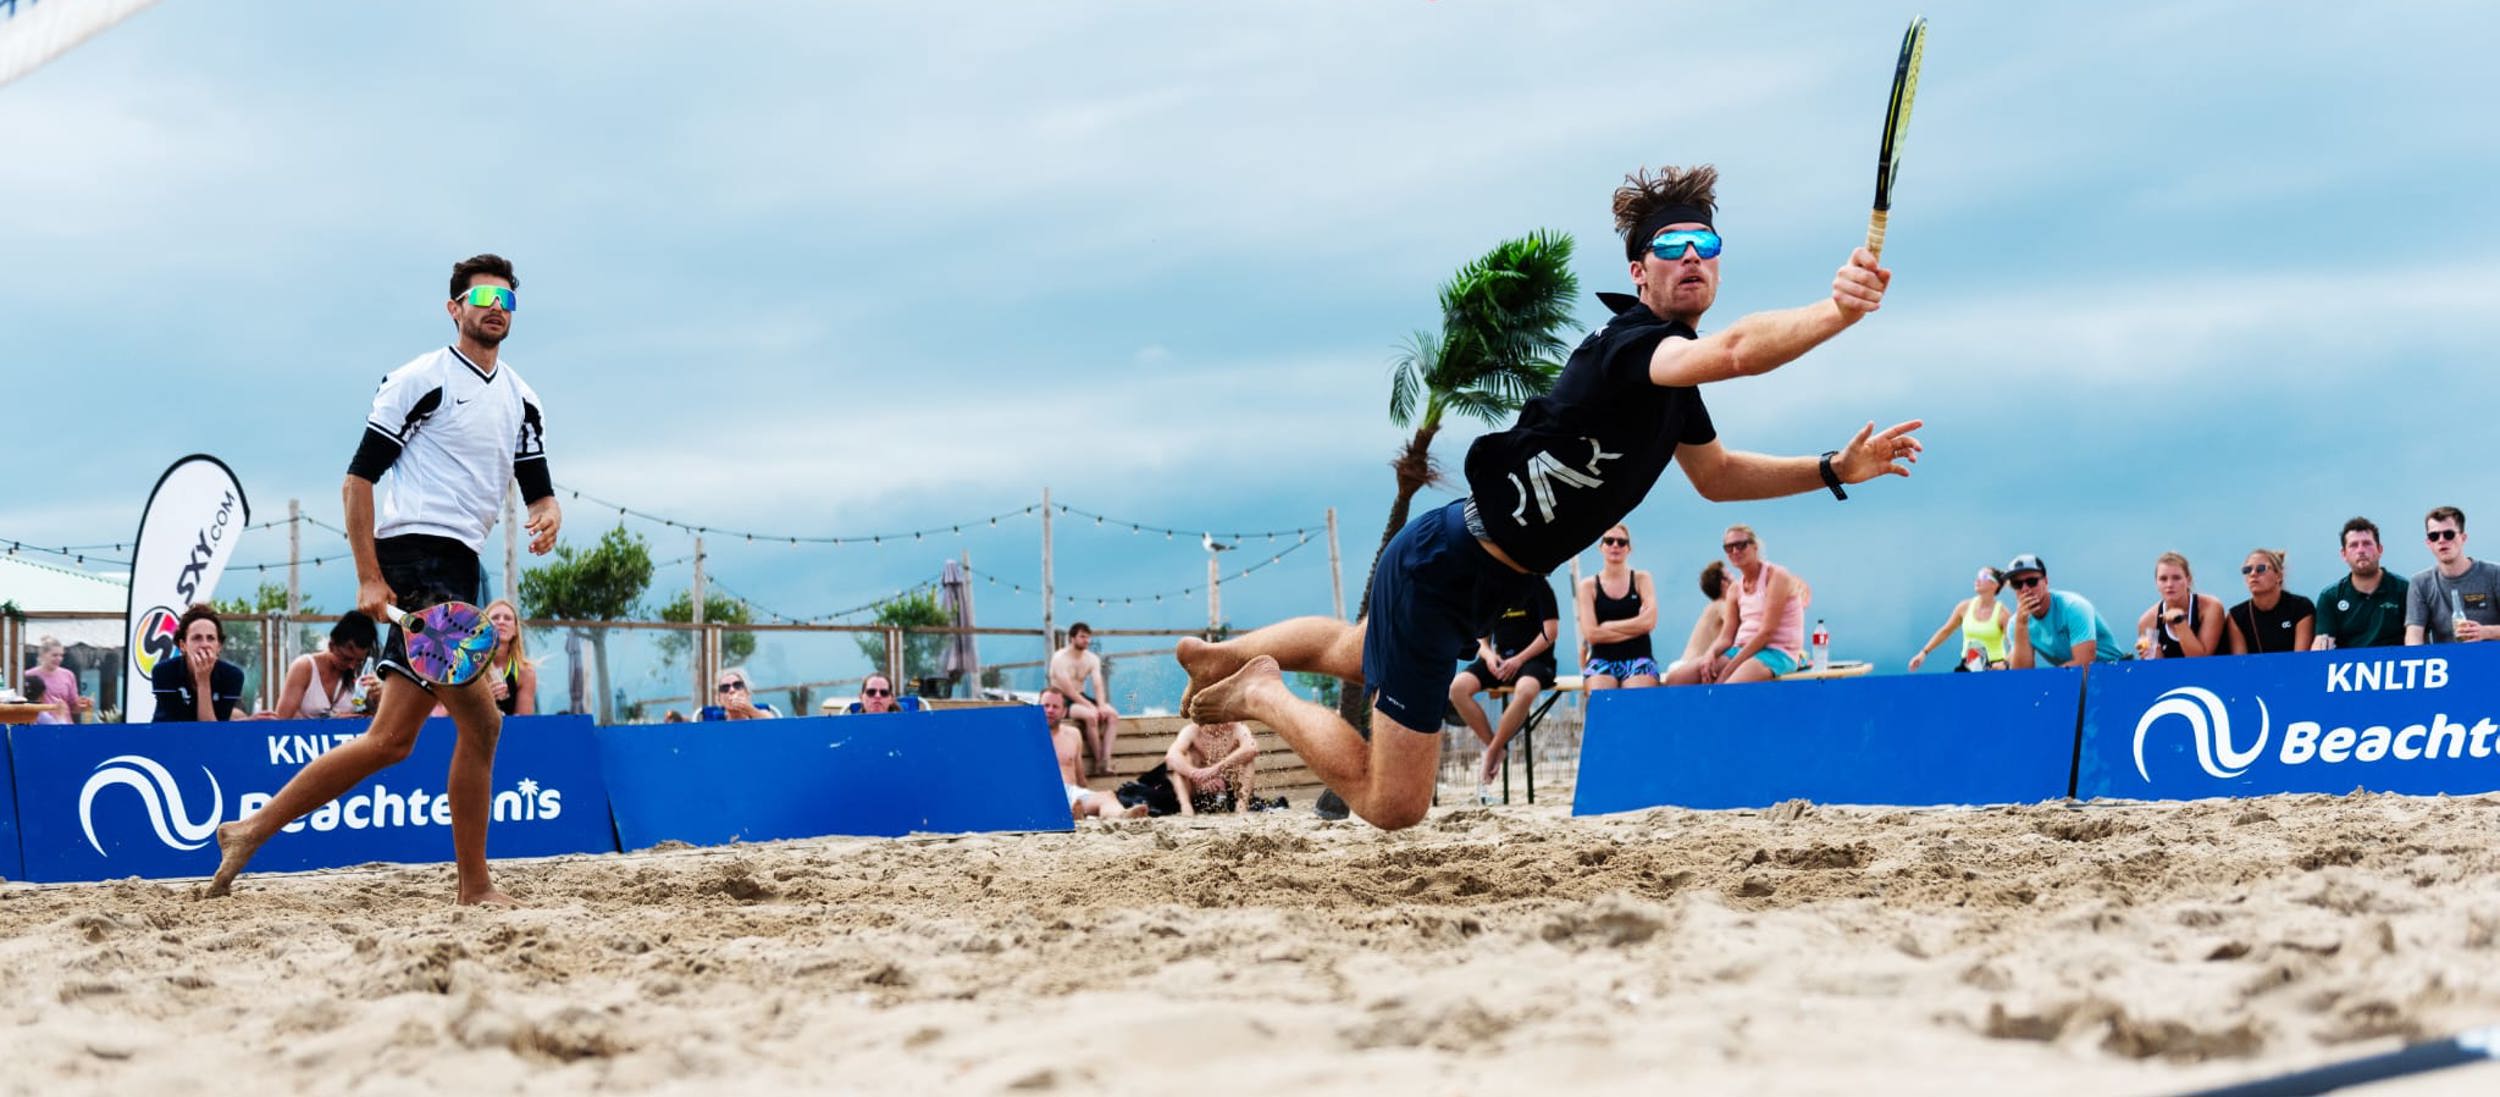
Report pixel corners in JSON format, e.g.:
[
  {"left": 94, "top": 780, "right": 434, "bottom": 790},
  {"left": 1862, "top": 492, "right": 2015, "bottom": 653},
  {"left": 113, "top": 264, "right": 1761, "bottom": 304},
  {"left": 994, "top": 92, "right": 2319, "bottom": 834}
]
[{"left": 5, "top": 1, "right": 2497, "bottom": 709}]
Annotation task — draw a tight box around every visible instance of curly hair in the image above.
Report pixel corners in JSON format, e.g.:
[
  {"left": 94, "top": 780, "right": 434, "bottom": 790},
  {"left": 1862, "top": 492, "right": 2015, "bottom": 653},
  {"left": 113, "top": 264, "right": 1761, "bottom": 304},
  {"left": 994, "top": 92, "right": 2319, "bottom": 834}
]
[{"left": 1613, "top": 164, "right": 1721, "bottom": 258}]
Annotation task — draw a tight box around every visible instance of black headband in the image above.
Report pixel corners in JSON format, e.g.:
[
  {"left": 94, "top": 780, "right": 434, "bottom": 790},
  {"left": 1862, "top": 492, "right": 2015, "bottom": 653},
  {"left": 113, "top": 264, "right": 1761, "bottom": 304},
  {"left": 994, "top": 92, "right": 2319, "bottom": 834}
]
[{"left": 1626, "top": 202, "right": 1715, "bottom": 261}]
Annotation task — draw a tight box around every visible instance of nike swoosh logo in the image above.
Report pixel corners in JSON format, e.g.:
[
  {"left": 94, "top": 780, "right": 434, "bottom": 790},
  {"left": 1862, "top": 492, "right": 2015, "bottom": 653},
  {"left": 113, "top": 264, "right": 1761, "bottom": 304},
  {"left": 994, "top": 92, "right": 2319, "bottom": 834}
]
[{"left": 454, "top": 397, "right": 473, "bottom": 405}]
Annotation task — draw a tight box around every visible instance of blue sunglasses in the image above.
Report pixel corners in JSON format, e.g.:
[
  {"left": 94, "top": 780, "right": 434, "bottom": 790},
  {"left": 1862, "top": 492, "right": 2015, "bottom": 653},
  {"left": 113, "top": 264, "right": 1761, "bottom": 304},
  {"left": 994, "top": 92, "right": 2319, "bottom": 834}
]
[{"left": 1649, "top": 229, "right": 1723, "bottom": 261}]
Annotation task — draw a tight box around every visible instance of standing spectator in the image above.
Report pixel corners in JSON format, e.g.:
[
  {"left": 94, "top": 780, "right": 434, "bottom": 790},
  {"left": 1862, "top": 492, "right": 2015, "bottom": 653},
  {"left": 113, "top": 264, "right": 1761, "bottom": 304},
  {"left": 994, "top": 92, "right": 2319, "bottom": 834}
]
[
  {"left": 2406, "top": 506, "right": 2500, "bottom": 645},
  {"left": 1670, "top": 524, "right": 1806, "bottom": 684},
  {"left": 1577, "top": 524, "right": 1660, "bottom": 689},
  {"left": 1663, "top": 562, "right": 1731, "bottom": 681},
  {"left": 1040, "top": 688, "right": 1085, "bottom": 787},
  {"left": 152, "top": 603, "right": 246, "bottom": 722},
  {"left": 481, "top": 599, "right": 537, "bottom": 716},
  {"left": 846, "top": 673, "right": 924, "bottom": 714},
  {"left": 1048, "top": 622, "right": 1119, "bottom": 774},
  {"left": 1166, "top": 720, "right": 1258, "bottom": 816},
  {"left": 1908, "top": 566, "right": 2014, "bottom": 671},
  {"left": 2228, "top": 549, "right": 2315, "bottom": 655},
  {"left": 2312, "top": 517, "right": 2409, "bottom": 651},
  {"left": 1448, "top": 574, "right": 1559, "bottom": 801},
  {"left": 22, "top": 676, "right": 68, "bottom": 725},
  {"left": 2135, "top": 552, "right": 2226, "bottom": 659},
  {"left": 2004, "top": 555, "right": 2125, "bottom": 667},
  {"left": 713, "top": 666, "right": 779, "bottom": 719},
  {"left": 22, "top": 636, "right": 89, "bottom": 723},
  {"left": 268, "top": 615, "right": 381, "bottom": 720}
]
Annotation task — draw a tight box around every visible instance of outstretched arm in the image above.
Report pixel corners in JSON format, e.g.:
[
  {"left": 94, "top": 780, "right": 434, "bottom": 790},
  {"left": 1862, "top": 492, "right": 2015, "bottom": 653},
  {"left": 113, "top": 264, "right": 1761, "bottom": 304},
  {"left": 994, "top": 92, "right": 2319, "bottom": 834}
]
[
  {"left": 1677, "top": 420, "right": 1924, "bottom": 503},
  {"left": 1648, "top": 248, "right": 1890, "bottom": 387}
]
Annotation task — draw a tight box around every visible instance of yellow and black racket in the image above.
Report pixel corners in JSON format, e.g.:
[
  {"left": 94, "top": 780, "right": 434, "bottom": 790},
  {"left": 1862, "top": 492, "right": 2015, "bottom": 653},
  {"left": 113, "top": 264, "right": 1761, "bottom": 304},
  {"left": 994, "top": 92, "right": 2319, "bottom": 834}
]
[{"left": 1867, "top": 15, "right": 1928, "bottom": 259}]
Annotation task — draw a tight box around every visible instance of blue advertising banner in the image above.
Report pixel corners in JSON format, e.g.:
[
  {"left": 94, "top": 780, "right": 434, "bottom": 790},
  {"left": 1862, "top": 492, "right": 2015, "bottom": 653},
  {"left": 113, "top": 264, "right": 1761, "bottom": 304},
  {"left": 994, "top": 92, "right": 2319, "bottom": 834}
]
[
  {"left": 2077, "top": 643, "right": 2500, "bottom": 801},
  {"left": 1573, "top": 668, "right": 2085, "bottom": 815},
  {"left": 10, "top": 715, "right": 617, "bottom": 884},
  {"left": 599, "top": 707, "right": 1072, "bottom": 850},
  {"left": 0, "top": 732, "right": 22, "bottom": 881}
]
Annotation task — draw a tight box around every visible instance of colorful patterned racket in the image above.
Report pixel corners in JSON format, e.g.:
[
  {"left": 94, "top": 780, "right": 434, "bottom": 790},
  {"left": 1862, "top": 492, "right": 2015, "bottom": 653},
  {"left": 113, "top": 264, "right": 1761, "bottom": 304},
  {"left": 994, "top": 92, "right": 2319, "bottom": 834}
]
[{"left": 383, "top": 602, "right": 496, "bottom": 687}]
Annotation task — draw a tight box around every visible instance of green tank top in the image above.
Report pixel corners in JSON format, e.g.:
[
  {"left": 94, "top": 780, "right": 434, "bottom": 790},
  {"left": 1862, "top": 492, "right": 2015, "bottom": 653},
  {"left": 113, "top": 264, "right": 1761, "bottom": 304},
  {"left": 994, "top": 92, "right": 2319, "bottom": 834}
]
[{"left": 1961, "top": 600, "right": 2010, "bottom": 663}]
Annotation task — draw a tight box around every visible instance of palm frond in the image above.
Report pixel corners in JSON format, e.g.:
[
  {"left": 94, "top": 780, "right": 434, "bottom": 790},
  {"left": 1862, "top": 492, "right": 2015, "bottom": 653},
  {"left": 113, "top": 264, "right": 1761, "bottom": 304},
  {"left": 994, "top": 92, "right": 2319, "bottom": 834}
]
[{"left": 1386, "top": 330, "right": 1436, "bottom": 427}]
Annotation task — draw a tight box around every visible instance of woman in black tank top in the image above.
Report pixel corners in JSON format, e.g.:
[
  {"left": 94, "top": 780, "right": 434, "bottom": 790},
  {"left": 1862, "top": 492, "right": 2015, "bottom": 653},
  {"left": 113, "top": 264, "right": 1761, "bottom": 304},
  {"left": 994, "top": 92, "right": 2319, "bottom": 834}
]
[
  {"left": 1576, "top": 524, "right": 1661, "bottom": 689},
  {"left": 2135, "top": 552, "right": 2226, "bottom": 659}
]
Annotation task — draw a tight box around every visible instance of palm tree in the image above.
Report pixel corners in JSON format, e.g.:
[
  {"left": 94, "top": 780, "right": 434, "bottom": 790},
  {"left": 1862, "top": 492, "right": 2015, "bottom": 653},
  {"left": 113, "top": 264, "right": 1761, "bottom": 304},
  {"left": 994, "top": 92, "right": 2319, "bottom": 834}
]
[{"left": 1334, "top": 231, "right": 1579, "bottom": 729}]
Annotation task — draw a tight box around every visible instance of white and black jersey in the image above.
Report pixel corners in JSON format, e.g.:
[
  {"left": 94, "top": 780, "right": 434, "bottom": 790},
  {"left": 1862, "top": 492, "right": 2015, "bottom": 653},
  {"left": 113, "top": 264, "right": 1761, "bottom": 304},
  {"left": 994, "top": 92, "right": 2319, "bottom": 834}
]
[{"left": 348, "top": 345, "right": 552, "bottom": 552}]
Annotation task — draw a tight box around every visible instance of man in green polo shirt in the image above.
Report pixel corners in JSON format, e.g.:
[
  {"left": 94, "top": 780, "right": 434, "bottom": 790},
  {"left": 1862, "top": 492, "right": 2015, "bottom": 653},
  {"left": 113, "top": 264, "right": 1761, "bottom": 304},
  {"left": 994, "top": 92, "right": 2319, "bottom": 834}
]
[{"left": 2312, "top": 516, "right": 2409, "bottom": 649}]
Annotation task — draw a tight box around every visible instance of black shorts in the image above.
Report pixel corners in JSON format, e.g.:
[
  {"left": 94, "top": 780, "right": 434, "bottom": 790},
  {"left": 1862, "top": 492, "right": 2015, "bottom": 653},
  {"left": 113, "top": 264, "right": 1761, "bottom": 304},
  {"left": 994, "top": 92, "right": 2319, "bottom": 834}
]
[
  {"left": 1360, "top": 500, "right": 1521, "bottom": 732},
  {"left": 1459, "top": 653, "right": 1558, "bottom": 692},
  {"left": 375, "top": 534, "right": 484, "bottom": 689}
]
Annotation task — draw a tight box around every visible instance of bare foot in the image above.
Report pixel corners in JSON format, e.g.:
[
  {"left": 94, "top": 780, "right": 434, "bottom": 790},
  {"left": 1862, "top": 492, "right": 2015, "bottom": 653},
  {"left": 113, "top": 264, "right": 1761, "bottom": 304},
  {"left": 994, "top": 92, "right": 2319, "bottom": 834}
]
[
  {"left": 1120, "top": 803, "right": 1149, "bottom": 819},
  {"left": 199, "top": 821, "right": 265, "bottom": 899},
  {"left": 1190, "top": 654, "right": 1282, "bottom": 725},
  {"left": 1174, "top": 637, "right": 1246, "bottom": 721},
  {"left": 458, "top": 889, "right": 521, "bottom": 908}
]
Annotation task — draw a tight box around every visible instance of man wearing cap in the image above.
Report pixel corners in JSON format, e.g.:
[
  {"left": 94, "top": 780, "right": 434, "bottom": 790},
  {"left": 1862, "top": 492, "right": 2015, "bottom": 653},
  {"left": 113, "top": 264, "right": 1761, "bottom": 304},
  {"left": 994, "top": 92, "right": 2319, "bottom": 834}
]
[
  {"left": 2002, "top": 554, "right": 2125, "bottom": 668},
  {"left": 1175, "top": 163, "right": 1925, "bottom": 830}
]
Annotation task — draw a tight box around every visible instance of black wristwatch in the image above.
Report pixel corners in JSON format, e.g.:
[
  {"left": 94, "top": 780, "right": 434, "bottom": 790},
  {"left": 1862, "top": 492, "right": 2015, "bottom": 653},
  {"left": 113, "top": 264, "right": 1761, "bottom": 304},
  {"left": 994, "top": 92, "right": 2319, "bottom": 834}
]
[{"left": 1818, "top": 451, "right": 1848, "bottom": 500}]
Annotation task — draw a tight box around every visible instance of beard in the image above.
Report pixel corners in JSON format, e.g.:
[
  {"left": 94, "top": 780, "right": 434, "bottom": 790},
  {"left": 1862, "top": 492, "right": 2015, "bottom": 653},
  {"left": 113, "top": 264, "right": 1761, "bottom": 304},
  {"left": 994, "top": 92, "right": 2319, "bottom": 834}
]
[{"left": 462, "top": 317, "right": 508, "bottom": 347}]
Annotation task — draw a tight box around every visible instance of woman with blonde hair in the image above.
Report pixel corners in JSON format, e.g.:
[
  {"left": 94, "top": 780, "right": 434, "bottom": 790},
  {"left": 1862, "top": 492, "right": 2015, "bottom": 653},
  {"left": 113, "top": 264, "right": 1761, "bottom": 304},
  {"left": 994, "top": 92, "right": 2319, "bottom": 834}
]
[
  {"left": 2136, "top": 552, "right": 2227, "bottom": 659},
  {"left": 2228, "top": 548, "right": 2315, "bottom": 654},
  {"left": 482, "top": 599, "right": 537, "bottom": 716},
  {"left": 1908, "top": 566, "right": 2013, "bottom": 671}
]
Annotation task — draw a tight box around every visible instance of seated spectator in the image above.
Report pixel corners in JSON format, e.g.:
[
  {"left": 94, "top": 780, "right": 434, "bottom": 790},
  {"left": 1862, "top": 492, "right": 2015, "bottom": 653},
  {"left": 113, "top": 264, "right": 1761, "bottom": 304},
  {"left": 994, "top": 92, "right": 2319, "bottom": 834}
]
[
  {"left": 152, "top": 603, "right": 246, "bottom": 722},
  {"left": 662, "top": 709, "right": 688, "bottom": 724},
  {"left": 2136, "top": 552, "right": 2226, "bottom": 659},
  {"left": 1165, "top": 719, "right": 1258, "bottom": 815},
  {"left": 1908, "top": 566, "right": 2013, "bottom": 672},
  {"left": 22, "top": 675, "right": 68, "bottom": 725},
  {"left": 2406, "top": 505, "right": 2500, "bottom": 645},
  {"left": 2003, "top": 554, "right": 2125, "bottom": 667},
  {"left": 845, "top": 673, "right": 924, "bottom": 714},
  {"left": 1048, "top": 622, "right": 1119, "bottom": 775},
  {"left": 2313, "top": 516, "right": 2409, "bottom": 651},
  {"left": 1669, "top": 524, "right": 1806, "bottom": 685},
  {"left": 24, "top": 636, "right": 90, "bottom": 723},
  {"left": 712, "top": 666, "right": 779, "bottom": 719},
  {"left": 1577, "top": 525, "right": 1660, "bottom": 690},
  {"left": 267, "top": 615, "right": 381, "bottom": 720},
  {"left": 2228, "top": 549, "right": 2314, "bottom": 654},
  {"left": 482, "top": 599, "right": 538, "bottom": 716},
  {"left": 1040, "top": 688, "right": 1086, "bottom": 788},
  {"left": 1448, "top": 573, "right": 1560, "bottom": 803},
  {"left": 1663, "top": 562, "right": 1730, "bottom": 681}
]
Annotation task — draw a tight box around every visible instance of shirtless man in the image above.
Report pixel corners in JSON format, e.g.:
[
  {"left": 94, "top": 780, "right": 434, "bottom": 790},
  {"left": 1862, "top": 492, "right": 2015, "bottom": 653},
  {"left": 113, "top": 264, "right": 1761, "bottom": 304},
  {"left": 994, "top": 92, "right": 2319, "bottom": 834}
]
[
  {"left": 1040, "top": 688, "right": 1086, "bottom": 788},
  {"left": 1047, "top": 622, "right": 1119, "bottom": 774},
  {"left": 1166, "top": 720, "right": 1258, "bottom": 816}
]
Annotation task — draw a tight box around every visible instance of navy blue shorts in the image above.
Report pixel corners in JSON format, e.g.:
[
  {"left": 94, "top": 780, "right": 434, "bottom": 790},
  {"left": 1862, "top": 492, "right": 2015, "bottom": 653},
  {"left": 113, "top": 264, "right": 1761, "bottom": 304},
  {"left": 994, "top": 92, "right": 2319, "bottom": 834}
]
[{"left": 1362, "top": 500, "right": 1525, "bottom": 732}]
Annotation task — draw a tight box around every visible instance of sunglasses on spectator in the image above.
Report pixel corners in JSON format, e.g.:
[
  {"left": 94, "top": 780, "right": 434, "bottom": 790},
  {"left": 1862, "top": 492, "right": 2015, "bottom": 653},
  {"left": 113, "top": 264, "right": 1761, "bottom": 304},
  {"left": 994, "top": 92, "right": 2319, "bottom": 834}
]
[
  {"left": 456, "top": 285, "right": 517, "bottom": 311},
  {"left": 1722, "top": 538, "right": 1754, "bottom": 553},
  {"left": 863, "top": 688, "right": 891, "bottom": 697},
  {"left": 1600, "top": 537, "right": 1630, "bottom": 548},
  {"left": 2428, "top": 529, "right": 2462, "bottom": 542},
  {"left": 1650, "top": 229, "right": 1723, "bottom": 261},
  {"left": 2009, "top": 575, "right": 2045, "bottom": 589},
  {"left": 716, "top": 681, "right": 746, "bottom": 693},
  {"left": 2241, "top": 564, "right": 2273, "bottom": 575}
]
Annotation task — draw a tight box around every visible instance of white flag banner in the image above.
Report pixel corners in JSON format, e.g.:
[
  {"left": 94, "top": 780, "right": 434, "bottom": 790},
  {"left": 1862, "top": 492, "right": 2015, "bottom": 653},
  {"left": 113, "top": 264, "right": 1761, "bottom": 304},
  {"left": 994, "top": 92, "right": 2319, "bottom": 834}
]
[
  {"left": 122, "top": 455, "right": 249, "bottom": 723},
  {"left": 0, "top": 0, "right": 160, "bottom": 89}
]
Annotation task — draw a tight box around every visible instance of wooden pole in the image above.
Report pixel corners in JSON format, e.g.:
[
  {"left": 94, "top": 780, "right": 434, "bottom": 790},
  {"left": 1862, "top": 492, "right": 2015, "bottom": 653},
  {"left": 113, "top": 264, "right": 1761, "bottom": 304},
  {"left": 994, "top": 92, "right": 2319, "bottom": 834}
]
[
  {"left": 1325, "top": 506, "right": 1344, "bottom": 621},
  {"left": 285, "top": 498, "right": 301, "bottom": 664},
  {"left": 1208, "top": 553, "right": 1221, "bottom": 631},
  {"left": 503, "top": 479, "right": 519, "bottom": 602},
  {"left": 691, "top": 535, "right": 707, "bottom": 706},
  {"left": 1040, "top": 486, "right": 1055, "bottom": 647}
]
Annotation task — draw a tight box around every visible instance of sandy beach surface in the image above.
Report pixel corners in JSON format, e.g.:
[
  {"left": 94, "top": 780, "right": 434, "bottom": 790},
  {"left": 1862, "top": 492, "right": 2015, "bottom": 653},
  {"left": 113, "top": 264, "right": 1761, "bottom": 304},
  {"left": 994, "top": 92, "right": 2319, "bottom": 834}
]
[{"left": 4, "top": 792, "right": 2498, "bottom": 1096}]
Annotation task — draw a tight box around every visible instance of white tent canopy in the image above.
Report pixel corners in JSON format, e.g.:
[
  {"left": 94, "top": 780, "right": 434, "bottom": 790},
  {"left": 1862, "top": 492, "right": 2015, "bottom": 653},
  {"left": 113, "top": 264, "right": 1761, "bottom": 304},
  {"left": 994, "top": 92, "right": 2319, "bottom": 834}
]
[{"left": 3, "top": 556, "right": 128, "bottom": 648}]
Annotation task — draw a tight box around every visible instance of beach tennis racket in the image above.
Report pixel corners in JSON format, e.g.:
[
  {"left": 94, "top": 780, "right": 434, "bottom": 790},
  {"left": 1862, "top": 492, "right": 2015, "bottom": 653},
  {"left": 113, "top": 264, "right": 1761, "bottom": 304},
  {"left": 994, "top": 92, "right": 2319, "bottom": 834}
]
[
  {"left": 382, "top": 602, "right": 496, "bottom": 687},
  {"left": 1866, "top": 15, "right": 1928, "bottom": 259}
]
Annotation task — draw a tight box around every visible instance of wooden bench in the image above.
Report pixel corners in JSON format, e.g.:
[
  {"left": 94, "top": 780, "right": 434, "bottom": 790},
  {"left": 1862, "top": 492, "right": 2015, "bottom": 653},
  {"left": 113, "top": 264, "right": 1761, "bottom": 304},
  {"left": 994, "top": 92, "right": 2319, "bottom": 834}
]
[{"left": 1476, "top": 674, "right": 1582, "bottom": 805}]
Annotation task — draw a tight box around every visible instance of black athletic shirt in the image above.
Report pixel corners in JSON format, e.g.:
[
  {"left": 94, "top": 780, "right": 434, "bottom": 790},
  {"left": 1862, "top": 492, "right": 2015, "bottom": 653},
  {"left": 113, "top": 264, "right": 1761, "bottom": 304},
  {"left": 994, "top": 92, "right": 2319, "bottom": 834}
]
[
  {"left": 1485, "top": 576, "right": 1560, "bottom": 655},
  {"left": 1588, "top": 571, "right": 1654, "bottom": 661},
  {"left": 2230, "top": 594, "right": 2316, "bottom": 654},
  {"left": 1463, "top": 296, "right": 1716, "bottom": 574}
]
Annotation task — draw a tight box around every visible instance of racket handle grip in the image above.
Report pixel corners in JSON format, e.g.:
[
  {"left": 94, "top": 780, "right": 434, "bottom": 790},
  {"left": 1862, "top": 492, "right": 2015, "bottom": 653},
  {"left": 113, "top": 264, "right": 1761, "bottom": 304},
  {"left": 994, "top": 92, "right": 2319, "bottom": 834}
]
[
  {"left": 1865, "top": 209, "right": 1888, "bottom": 259},
  {"left": 378, "top": 605, "right": 419, "bottom": 632}
]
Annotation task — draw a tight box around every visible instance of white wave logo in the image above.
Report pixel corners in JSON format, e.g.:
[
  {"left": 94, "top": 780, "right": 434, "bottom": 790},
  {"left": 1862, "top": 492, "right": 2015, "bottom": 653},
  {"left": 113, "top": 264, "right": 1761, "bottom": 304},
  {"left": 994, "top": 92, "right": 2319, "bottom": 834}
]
[
  {"left": 2133, "top": 686, "right": 2270, "bottom": 782},
  {"left": 79, "top": 755, "right": 223, "bottom": 855}
]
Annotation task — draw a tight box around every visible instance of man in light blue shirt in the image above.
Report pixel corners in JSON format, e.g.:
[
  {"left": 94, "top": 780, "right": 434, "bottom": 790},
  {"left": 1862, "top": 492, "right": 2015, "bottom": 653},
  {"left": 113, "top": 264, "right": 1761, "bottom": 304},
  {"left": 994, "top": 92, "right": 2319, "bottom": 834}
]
[{"left": 2002, "top": 554, "right": 2125, "bottom": 667}]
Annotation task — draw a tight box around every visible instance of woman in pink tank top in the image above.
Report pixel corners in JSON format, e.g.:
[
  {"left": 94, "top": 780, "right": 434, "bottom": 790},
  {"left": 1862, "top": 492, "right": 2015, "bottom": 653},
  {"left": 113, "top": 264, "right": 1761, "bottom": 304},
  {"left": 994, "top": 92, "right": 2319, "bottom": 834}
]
[{"left": 1666, "top": 524, "right": 1807, "bottom": 685}]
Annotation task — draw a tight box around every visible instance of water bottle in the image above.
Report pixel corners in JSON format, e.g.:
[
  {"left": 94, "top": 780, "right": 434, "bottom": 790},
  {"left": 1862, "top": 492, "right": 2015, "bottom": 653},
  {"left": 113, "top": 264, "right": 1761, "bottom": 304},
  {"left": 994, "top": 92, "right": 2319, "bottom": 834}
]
[
  {"left": 1963, "top": 644, "right": 1986, "bottom": 672},
  {"left": 1810, "top": 620, "right": 1830, "bottom": 671}
]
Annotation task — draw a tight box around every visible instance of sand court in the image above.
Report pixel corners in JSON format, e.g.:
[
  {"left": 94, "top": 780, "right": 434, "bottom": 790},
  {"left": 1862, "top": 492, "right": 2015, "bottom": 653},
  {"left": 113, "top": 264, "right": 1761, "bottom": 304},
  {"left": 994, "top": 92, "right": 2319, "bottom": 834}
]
[{"left": 3, "top": 793, "right": 2499, "bottom": 1095}]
